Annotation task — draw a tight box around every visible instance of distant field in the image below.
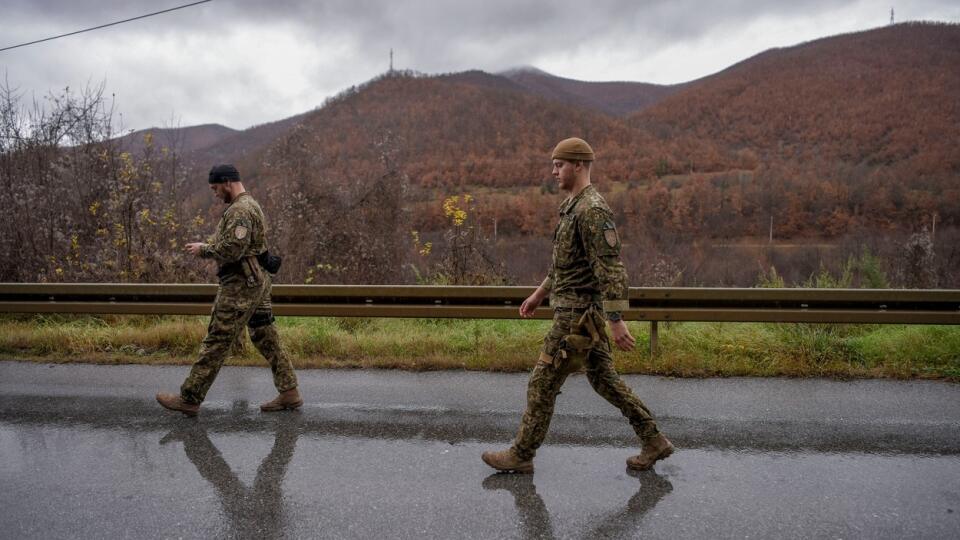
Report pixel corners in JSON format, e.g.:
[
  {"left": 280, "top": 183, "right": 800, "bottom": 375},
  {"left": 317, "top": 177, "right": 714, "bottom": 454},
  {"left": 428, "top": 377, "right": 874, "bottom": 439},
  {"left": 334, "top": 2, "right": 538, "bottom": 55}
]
[{"left": 1, "top": 315, "right": 957, "bottom": 380}]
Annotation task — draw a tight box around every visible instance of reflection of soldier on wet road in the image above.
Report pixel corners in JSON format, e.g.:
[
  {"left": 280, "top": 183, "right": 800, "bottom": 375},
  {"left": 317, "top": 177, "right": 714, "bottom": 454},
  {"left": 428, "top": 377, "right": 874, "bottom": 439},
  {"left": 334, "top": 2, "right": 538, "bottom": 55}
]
[
  {"left": 160, "top": 414, "right": 300, "bottom": 539},
  {"left": 483, "top": 474, "right": 556, "bottom": 540},
  {"left": 587, "top": 471, "right": 674, "bottom": 538},
  {"left": 483, "top": 469, "right": 673, "bottom": 539}
]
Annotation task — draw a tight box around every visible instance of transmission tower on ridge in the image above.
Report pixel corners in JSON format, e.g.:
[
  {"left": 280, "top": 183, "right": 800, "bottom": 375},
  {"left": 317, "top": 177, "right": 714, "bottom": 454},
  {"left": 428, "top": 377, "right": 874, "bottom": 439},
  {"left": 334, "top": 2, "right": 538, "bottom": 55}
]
[
  {"left": 890, "top": 7, "right": 895, "bottom": 24},
  {"left": 389, "top": 48, "right": 394, "bottom": 72}
]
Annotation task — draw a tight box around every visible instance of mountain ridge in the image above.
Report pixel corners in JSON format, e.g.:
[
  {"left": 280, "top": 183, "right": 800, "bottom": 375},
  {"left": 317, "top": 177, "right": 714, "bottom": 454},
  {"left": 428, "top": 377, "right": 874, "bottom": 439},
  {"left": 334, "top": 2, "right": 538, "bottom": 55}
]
[
  {"left": 500, "top": 66, "right": 684, "bottom": 116},
  {"left": 118, "top": 22, "right": 958, "bottom": 223}
]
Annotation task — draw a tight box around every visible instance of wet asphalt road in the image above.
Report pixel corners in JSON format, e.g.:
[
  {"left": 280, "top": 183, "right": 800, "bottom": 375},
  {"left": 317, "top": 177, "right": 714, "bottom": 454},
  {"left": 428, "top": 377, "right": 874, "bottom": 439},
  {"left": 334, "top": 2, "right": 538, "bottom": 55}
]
[{"left": 1, "top": 361, "right": 959, "bottom": 539}]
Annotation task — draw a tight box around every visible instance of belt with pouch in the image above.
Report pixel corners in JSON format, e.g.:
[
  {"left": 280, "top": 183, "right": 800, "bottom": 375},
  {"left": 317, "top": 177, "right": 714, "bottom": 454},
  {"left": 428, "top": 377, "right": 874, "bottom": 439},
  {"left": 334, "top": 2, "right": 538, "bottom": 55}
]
[{"left": 217, "top": 251, "right": 282, "bottom": 279}]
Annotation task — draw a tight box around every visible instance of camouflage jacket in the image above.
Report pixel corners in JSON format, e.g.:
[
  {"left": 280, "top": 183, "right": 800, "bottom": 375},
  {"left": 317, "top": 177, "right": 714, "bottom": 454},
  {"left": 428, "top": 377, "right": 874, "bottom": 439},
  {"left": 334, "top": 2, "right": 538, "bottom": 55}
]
[
  {"left": 541, "top": 184, "right": 630, "bottom": 317},
  {"left": 201, "top": 192, "right": 267, "bottom": 265}
]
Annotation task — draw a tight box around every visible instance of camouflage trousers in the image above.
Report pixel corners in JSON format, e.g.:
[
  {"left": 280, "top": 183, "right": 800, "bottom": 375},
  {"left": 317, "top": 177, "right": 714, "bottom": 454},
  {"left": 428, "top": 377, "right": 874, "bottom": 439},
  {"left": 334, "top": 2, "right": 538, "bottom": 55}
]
[
  {"left": 180, "top": 274, "right": 298, "bottom": 404},
  {"left": 512, "top": 307, "right": 660, "bottom": 461}
]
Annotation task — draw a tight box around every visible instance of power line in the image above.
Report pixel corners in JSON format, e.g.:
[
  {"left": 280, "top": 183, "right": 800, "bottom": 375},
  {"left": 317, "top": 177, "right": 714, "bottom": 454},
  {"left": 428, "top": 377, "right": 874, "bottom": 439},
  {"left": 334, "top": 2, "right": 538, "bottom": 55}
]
[{"left": 0, "top": 0, "right": 213, "bottom": 53}]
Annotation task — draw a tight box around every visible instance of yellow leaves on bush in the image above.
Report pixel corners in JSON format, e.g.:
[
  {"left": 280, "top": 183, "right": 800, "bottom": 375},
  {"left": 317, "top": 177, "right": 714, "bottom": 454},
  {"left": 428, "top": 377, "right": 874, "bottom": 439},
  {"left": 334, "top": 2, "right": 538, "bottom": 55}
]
[
  {"left": 117, "top": 152, "right": 136, "bottom": 188},
  {"left": 138, "top": 208, "right": 156, "bottom": 226},
  {"left": 113, "top": 223, "right": 126, "bottom": 247},
  {"left": 410, "top": 230, "right": 432, "bottom": 256},
  {"left": 162, "top": 209, "right": 178, "bottom": 230},
  {"left": 88, "top": 201, "right": 101, "bottom": 216},
  {"left": 442, "top": 194, "right": 471, "bottom": 226}
]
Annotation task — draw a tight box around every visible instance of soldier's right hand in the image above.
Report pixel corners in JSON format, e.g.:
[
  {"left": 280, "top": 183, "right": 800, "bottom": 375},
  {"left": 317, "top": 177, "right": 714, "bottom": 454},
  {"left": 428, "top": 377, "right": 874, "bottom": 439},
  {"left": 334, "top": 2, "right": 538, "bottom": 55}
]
[{"left": 609, "top": 320, "right": 636, "bottom": 351}]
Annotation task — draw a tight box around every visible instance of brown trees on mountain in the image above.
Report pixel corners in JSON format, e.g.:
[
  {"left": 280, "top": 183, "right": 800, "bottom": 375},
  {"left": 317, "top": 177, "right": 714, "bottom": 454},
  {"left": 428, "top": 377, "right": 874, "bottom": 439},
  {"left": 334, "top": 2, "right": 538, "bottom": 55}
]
[{"left": 2, "top": 23, "right": 957, "bottom": 287}]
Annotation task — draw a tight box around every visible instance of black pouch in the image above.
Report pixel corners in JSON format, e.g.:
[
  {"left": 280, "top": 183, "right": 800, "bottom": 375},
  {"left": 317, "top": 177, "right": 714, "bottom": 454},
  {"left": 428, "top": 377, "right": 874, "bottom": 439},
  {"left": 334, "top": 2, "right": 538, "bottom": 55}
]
[{"left": 257, "top": 251, "right": 282, "bottom": 275}]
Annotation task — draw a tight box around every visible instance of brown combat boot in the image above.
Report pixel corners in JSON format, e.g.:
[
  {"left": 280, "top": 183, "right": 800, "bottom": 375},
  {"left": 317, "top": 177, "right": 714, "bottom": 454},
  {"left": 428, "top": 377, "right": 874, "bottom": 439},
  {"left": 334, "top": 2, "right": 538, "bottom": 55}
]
[
  {"left": 260, "top": 388, "right": 303, "bottom": 412},
  {"left": 626, "top": 433, "right": 674, "bottom": 471},
  {"left": 481, "top": 448, "right": 534, "bottom": 474},
  {"left": 156, "top": 392, "right": 200, "bottom": 417}
]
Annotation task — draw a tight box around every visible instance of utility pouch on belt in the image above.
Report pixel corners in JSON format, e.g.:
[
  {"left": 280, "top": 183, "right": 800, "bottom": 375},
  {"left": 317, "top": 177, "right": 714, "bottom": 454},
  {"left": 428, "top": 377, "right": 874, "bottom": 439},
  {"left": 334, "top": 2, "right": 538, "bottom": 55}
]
[
  {"left": 573, "top": 306, "right": 611, "bottom": 351},
  {"left": 539, "top": 306, "right": 609, "bottom": 370},
  {"left": 560, "top": 333, "right": 593, "bottom": 369},
  {"left": 539, "top": 334, "right": 591, "bottom": 373},
  {"left": 241, "top": 256, "right": 263, "bottom": 288}
]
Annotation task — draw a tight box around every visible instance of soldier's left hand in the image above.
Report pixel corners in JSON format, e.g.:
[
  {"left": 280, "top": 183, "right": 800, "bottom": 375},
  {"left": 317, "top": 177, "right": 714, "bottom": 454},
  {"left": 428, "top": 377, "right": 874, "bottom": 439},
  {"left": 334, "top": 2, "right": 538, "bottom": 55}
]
[
  {"left": 609, "top": 320, "right": 636, "bottom": 351},
  {"left": 185, "top": 242, "right": 204, "bottom": 256}
]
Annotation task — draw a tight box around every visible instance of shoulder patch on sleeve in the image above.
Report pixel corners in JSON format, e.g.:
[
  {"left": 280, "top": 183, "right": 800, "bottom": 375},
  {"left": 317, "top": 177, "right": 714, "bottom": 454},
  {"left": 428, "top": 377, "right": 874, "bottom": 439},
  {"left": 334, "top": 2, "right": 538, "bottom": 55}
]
[
  {"left": 602, "top": 220, "right": 618, "bottom": 248},
  {"left": 234, "top": 225, "right": 248, "bottom": 240}
]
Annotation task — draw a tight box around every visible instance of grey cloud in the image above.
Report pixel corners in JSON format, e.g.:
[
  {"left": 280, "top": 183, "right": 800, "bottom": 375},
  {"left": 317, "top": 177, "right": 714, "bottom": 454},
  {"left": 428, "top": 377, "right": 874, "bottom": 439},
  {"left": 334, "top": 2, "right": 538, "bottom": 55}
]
[
  {"left": 3, "top": 0, "right": 954, "bottom": 50},
  {"left": 2, "top": 0, "right": 957, "bottom": 129},
  {"left": 0, "top": 1, "right": 856, "bottom": 60}
]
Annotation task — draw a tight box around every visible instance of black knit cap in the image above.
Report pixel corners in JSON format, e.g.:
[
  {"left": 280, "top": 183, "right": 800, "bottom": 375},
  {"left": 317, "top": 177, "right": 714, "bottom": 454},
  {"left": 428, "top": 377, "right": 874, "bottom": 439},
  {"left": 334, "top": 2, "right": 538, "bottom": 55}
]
[{"left": 208, "top": 164, "right": 240, "bottom": 184}]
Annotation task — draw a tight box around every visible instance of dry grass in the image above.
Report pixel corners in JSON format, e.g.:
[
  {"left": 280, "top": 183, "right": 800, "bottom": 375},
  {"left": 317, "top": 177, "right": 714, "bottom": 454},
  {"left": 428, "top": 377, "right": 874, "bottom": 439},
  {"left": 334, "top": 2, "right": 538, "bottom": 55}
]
[{"left": 0, "top": 315, "right": 957, "bottom": 380}]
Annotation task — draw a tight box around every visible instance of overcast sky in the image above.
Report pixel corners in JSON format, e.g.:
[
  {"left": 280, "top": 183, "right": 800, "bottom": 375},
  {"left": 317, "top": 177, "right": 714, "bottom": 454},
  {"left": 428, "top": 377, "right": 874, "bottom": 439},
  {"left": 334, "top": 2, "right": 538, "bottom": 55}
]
[{"left": 1, "top": 0, "right": 957, "bottom": 131}]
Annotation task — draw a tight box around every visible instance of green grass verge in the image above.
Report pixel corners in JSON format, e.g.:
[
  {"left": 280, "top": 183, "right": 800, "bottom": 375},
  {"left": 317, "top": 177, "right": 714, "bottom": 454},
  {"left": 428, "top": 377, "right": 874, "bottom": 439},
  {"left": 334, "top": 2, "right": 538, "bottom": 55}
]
[{"left": 0, "top": 314, "right": 957, "bottom": 380}]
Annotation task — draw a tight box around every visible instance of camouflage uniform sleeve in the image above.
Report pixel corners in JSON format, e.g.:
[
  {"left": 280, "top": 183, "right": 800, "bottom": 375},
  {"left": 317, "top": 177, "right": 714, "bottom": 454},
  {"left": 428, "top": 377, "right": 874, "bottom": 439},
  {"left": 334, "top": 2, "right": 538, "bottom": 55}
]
[
  {"left": 579, "top": 207, "right": 630, "bottom": 317},
  {"left": 201, "top": 207, "right": 253, "bottom": 264},
  {"left": 540, "top": 269, "right": 554, "bottom": 292}
]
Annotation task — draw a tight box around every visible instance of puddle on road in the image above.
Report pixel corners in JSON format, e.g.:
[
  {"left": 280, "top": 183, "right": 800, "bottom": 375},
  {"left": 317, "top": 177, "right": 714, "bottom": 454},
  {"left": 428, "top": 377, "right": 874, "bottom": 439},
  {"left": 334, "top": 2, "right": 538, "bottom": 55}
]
[{"left": 1, "top": 421, "right": 958, "bottom": 539}]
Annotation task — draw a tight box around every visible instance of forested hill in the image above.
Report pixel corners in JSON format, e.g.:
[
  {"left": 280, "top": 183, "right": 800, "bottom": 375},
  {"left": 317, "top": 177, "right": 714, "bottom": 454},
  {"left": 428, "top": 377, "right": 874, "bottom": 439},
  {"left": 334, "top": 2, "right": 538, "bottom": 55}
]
[
  {"left": 6, "top": 22, "right": 958, "bottom": 286},
  {"left": 120, "top": 22, "right": 959, "bottom": 192},
  {"left": 243, "top": 72, "right": 737, "bottom": 192},
  {"left": 116, "top": 22, "right": 958, "bottom": 249},
  {"left": 631, "top": 22, "right": 960, "bottom": 178},
  {"left": 230, "top": 21, "right": 957, "bottom": 288},
  {"left": 119, "top": 112, "right": 310, "bottom": 167},
  {"left": 117, "top": 123, "right": 236, "bottom": 156},
  {"left": 500, "top": 66, "right": 683, "bottom": 116}
]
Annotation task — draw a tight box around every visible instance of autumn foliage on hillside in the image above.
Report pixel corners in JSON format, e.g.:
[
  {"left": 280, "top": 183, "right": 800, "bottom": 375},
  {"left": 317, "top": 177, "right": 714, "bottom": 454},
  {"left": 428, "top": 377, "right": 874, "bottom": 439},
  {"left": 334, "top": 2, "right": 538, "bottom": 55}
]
[
  {"left": 612, "top": 22, "right": 960, "bottom": 279},
  {"left": 501, "top": 67, "right": 683, "bottom": 116},
  {"left": 232, "top": 70, "right": 758, "bottom": 283},
  {"left": 251, "top": 71, "right": 738, "bottom": 189},
  {"left": 248, "top": 23, "right": 957, "bottom": 286},
  {"left": 633, "top": 23, "right": 960, "bottom": 178},
  {"left": 2, "top": 23, "right": 957, "bottom": 287}
]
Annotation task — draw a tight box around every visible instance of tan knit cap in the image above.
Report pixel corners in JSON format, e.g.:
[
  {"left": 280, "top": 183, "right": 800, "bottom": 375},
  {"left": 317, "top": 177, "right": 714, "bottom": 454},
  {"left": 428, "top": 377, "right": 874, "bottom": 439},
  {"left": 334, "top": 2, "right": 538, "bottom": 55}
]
[{"left": 551, "top": 137, "right": 595, "bottom": 161}]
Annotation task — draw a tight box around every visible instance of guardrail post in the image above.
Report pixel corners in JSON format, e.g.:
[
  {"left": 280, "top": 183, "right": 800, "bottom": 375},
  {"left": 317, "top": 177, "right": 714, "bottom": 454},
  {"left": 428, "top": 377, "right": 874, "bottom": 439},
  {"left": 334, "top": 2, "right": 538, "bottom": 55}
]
[{"left": 650, "top": 321, "right": 658, "bottom": 356}]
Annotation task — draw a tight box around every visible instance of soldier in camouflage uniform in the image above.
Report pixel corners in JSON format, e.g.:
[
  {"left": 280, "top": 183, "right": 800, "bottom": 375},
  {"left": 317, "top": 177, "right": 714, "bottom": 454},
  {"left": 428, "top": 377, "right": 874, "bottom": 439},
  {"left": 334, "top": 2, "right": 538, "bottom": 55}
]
[
  {"left": 157, "top": 164, "right": 302, "bottom": 417},
  {"left": 482, "top": 138, "right": 674, "bottom": 473}
]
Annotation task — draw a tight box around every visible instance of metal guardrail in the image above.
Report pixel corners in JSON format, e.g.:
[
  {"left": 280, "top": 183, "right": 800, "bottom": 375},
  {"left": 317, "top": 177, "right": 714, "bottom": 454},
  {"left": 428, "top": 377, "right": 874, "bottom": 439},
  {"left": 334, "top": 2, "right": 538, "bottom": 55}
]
[{"left": 1, "top": 283, "right": 958, "bottom": 324}]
